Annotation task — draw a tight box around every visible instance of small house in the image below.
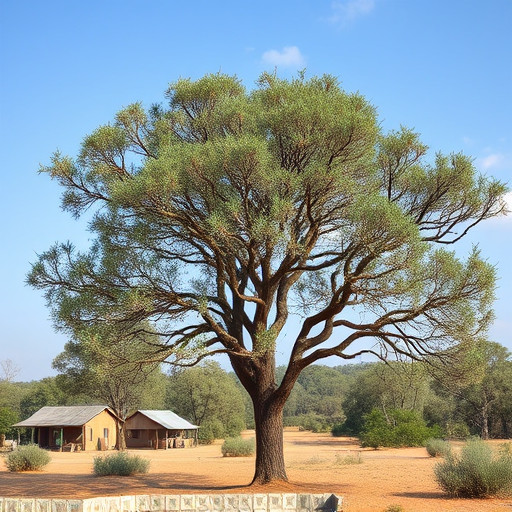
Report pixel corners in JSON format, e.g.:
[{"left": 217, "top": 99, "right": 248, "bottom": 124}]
[
  {"left": 13, "top": 405, "right": 119, "bottom": 451},
  {"left": 125, "top": 410, "right": 198, "bottom": 449}
]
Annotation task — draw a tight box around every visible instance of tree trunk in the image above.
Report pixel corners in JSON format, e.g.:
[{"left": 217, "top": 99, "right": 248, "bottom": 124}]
[
  {"left": 251, "top": 397, "right": 287, "bottom": 484},
  {"left": 481, "top": 400, "right": 490, "bottom": 440},
  {"left": 115, "top": 419, "right": 126, "bottom": 450}
]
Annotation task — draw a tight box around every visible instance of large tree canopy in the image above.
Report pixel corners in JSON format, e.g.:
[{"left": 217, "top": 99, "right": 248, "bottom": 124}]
[{"left": 28, "top": 72, "right": 507, "bottom": 483}]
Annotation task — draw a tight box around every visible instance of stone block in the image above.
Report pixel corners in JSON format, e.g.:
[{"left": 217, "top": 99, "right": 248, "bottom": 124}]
[
  {"left": 85, "top": 499, "right": 103, "bottom": 512},
  {"left": 51, "top": 500, "right": 67, "bottom": 512},
  {"left": 238, "top": 494, "right": 252, "bottom": 512},
  {"left": 194, "top": 495, "right": 211, "bottom": 511},
  {"left": 179, "top": 495, "right": 195, "bottom": 512},
  {"left": 135, "top": 496, "right": 149, "bottom": 512},
  {"left": 67, "top": 501, "right": 83, "bottom": 512},
  {"left": 282, "top": 495, "right": 297, "bottom": 511},
  {"left": 252, "top": 494, "right": 267, "bottom": 512},
  {"left": 118, "top": 497, "right": 135, "bottom": 512},
  {"left": 4, "top": 499, "right": 19, "bottom": 512},
  {"left": 164, "top": 496, "right": 180, "bottom": 512},
  {"left": 18, "top": 500, "right": 34, "bottom": 512},
  {"left": 268, "top": 494, "right": 283, "bottom": 512},
  {"left": 35, "top": 502, "right": 51, "bottom": 512},
  {"left": 149, "top": 496, "right": 164, "bottom": 512},
  {"left": 222, "top": 495, "right": 239, "bottom": 512},
  {"left": 104, "top": 498, "right": 121, "bottom": 512},
  {"left": 296, "top": 495, "right": 310, "bottom": 512},
  {"left": 210, "top": 495, "right": 224, "bottom": 511}
]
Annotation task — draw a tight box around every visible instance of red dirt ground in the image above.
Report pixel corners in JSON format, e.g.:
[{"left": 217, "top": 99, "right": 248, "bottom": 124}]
[{"left": 1, "top": 430, "right": 511, "bottom": 512}]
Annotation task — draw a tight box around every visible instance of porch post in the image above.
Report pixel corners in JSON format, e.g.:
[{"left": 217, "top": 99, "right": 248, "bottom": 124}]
[{"left": 60, "top": 428, "right": 63, "bottom": 452}]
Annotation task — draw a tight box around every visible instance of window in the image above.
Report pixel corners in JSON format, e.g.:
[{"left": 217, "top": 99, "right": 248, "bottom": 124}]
[
  {"left": 88, "top": 428, "right": 93, "bottom": 442},
  {"left": 104, "top": 428, "right": 109, "bottom": 439}
]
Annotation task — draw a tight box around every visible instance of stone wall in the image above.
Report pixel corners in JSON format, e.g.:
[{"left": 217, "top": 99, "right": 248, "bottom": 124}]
[{"left": 0, "top": 494, "right": 343, "bottom": 512}]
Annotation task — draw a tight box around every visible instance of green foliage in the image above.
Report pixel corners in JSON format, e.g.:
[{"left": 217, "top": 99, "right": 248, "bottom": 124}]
[
  {"left": 93, "top": 451, "right": 150, "bottom": 476},
  {"left": 341, "top": 362, "right": 431, "bottom": 436},
  {"left": 6, "top": 445, "right": 51, "bottom": 472},
  {"left": 425, "top": 438, "right": 452, "bottom": 458},
  {"left": 382, "top": 506, "right": 405, "bottom": 512},
  {"left": 0, "top": 407, "right": 18, "bottom": 437},
  {"left": 221, "top": 437, "right": 255, "bottom": 457},
  {"left": 434, "top": 438, "right": 512, "bottom": 497},
  {"left": 28, "top": 71, "right": 508, "bottom": 483},
  {"left": 360, "top": 409, "right": 440, "bottom": 449},
  {"left": 166, "top": 362, "right": 246, "bottom": 440},
  {"left": 285, "top": 413, "right": 332, "bottom": 433},
  {"left": 444, "top": 421, "right": 470, "bottom": 440},
  {"left": 19, "top": 377, "right": 67, "bottom": 418},
  {"left": 197, "top": 418, "right": 224, "bottom": 444},
  {"left": 359, "top": 409, "right": 393, "bottom": 449},
  {"left": 331, "top": 423, "right": 346, "bottom": 437}
]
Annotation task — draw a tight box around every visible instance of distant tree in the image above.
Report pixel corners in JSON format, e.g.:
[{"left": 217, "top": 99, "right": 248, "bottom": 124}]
[
  {"left": 0, "top": 360, "right": 20, "bottom": 382},
  {"left": 166, "top": 361, "right": 246, "bottom": 438},
  {"left": 52, "top": 328, "right": 166, "bottom": 449},
  {"left": 0, "top": 407, "right": 18, "bottom": 442},
  {"left": 19, "top": 377, "right": 67, "bottom": 418},
  {"left": 28, "top": 72, "right": 507, "bottom": 484},
  {"left": 454, "top": 342, "right": 512, "bottom": 439},
  {"left": 341, "top": 361, "right": 432, "bottom": 434}
]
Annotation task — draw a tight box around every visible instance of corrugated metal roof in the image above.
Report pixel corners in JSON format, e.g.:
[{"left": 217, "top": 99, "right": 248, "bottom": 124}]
[
  {"left": 132, "top": 410, "right": 198, "bottom": 430},
  {"left": 13, "top": 405, "right": 114, "bottom": 427}
]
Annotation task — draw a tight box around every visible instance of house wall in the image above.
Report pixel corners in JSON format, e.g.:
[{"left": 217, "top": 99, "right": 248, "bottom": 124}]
[{"left": 83, "top": 411, "right": 118, "bottom": 451}]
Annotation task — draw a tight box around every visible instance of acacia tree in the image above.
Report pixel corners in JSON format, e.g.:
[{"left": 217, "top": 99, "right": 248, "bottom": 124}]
[{"left": 28, "top": 73, "right": 507, "bottom": 484}]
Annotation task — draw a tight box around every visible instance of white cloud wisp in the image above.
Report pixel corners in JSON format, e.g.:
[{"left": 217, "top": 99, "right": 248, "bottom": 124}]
[{"left": 262, "top": 46, "right": 305, "bottom": 68}]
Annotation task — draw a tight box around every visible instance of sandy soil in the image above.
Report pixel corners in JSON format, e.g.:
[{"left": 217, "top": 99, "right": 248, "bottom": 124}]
[{"left": 1, "top": 430, "right": 511, "bottom": 512}]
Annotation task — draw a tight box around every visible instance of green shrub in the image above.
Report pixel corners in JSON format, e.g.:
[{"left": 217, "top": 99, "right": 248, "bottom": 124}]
[
  {"left": 225, "top": 415, "right": 246, "bottom": 438},
  {"left": 360, "top": 409, "right": 440, "bottom": 449},
  {"left": 93, "top": 451, "right": 150, "bottom": 476},
  {"left": 221, "top": 437, "right": 255, "bottom": 457},
  {"left": 383, "top": 505, "right": 405, "bottom": 512},
  {"left": 6, "top": 444, "right": 51, "bottom": 472},
  {"left": 383, "top": 506, "right": 405, "bottom": 512},
  {"left": 331, "top": 423, "right": 346, "bottom": 437},
  {"left": 434, "top": 438, "right": 512, "bottom": 497},
  {"left": 425, "top": 438, "right": 452, "bottom": 458},
  {"left": 444, "top": 421, "right": 470, "bottom": 440}
]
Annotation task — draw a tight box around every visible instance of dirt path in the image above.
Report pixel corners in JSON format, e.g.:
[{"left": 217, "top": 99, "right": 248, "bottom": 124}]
[{"left": 1, "top": 430, "right": 510, "bottom": 512}]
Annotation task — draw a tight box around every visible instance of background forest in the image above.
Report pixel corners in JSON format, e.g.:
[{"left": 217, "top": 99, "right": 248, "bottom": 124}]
[{"left": 1, "top": 339, "right": 511, "bottom": 446}]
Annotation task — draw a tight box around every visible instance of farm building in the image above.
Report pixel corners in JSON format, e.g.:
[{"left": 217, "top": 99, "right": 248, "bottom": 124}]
[
  {"left": 13, "top": 405, "right": 119, "bottom": 451},
  {"left": 125, "top": 410, "right": 198, "bottom": 449}
]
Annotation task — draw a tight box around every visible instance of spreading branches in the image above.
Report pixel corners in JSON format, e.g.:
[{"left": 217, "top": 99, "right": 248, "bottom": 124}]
[{"left": 30, "top": 72, "right": 507, "bottom": 406}]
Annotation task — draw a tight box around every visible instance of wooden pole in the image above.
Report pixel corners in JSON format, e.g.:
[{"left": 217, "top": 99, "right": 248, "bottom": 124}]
[{"left": 60, "top": 428, "right": 63, "bottom": 452}]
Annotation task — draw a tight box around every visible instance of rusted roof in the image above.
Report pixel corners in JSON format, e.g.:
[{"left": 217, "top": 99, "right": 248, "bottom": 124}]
[
  {"left": 13, "top": 405, "right": 116, "bottom": 427},
  {"left": 127, "top": 410, "right": 198, "bottom": 430}
]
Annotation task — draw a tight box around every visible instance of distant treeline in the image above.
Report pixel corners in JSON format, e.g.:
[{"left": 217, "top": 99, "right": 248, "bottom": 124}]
[{"left": 1, "top": 340, "right": 511, "bottom": 443}]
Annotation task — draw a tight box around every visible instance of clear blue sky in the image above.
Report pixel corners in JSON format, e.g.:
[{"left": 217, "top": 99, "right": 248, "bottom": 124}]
[{"left": 1, "top": 0, "right": 510, "bottom": 381}]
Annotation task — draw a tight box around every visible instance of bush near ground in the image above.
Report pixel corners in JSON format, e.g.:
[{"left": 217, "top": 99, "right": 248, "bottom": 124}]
[
  {"left": 425, "top": 438, "right": 452, "bottom": 458},
  {"left": 360, "top": 409, "right": 441, "bottom": 449},
  {"left": 221, "top": 437, "right": 255, "bottom": 457},
  {"left": 93, "top": 452, "right": 150, "bottom": 476},
  {"left": 434, "top": 438, "right": 512, "bottom": 498},
  {"left": 6, "top": 445, "right": 51, "bottom": 472}
]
